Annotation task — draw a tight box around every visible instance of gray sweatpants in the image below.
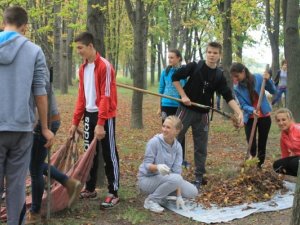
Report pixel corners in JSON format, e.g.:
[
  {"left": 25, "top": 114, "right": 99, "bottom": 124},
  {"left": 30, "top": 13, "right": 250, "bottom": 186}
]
[
  {"left": 176, "top": 105, "right": 209, "bottom": 180},
  {"left": 138, "top": 173, "right": 198, "bottom": 202},
  {"left": 0, "top": 132, "right": 33, "bottom": 225}
]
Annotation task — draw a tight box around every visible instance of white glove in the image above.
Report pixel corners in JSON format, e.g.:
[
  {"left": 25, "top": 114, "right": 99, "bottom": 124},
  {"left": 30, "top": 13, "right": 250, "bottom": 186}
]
[
  {"left": 157, "top": 164, "right": 170, "bottom": 176},
  {"left": 176, "top": 196, "right": 188, "bottom": 210}
]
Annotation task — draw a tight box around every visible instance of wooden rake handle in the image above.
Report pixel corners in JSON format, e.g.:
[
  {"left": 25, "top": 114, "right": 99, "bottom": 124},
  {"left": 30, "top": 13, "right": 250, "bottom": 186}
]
[
  {"left": 245, "top": 75, "right": 268, "bottom": 160},
  {"left": 117, "top": 83, "right": 232, "bottom": 119}
]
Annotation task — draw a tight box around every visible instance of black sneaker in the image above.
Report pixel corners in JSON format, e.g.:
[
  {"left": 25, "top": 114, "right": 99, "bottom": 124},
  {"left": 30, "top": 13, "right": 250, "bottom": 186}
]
[
  {"left": 192, "top": 180, "right": 202, "bottom": 190},
  {"left": 201, "top": 177, "right": 208, "bottom": 185}
]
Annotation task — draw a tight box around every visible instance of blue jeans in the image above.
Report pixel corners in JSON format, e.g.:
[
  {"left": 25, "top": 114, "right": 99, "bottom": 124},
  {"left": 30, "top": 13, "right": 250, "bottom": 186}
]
[
  {"left": 30, "top": 120, "right": 68, "bottom": 213},
  {"left": 272, "top": 87, "right": 287, "bottom": 106}
]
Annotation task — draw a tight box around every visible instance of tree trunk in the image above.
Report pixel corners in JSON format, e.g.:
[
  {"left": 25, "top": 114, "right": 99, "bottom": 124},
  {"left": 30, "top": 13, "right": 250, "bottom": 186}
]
[
  {"left": 290, "top": 160, "right": 300, "bottom": 225},
  {"left": 125, "top": 0, "right": 150, "bottom": 128},
  {"left": 66, "top": 0, "right": 79, "bottom": 86},
  {"left": 169, "top": 0, "right": 181, "bottom": 49},
  {"left": 183, "top": 29, "right": 192, "bottom": 63},
  {"left": 220, "top": 0, "right": 233, "bottom": 114},
  {"left": 60, "top": 38, "right": 68, "bottom": 94},
  {"left": 67, "top": 28, "right": 74, "bottom": 86},
  {"left": 157, "top": 43, "right": 161, "bottom": 82},
  {"left": 283, "top": 0, "right": 300, "bottom": 122},
  {"left": 87, "top": 0, "right": 107, "bottom": 55},
  {"left": 27, "top": 0, "right": 53, "bottom": 67},
  {"left": 265, "top": 0, "right": 280, "bottom": 76},
  {"left": 150, "top": 33, "right": 156, "bottom": 86},
  {"left": 235, "top": 33, "right": 245, "bottom": 61},
  {"left": 53, "top": 1, "right": 61, "bottom": 89},
  {"left": 107, "top": 0, "right": 122, "bottom": 74}
]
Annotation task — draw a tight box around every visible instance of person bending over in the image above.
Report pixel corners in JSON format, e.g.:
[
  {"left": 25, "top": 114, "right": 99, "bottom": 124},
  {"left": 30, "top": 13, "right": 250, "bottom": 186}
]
[{"left": 230, "top": 62, "right": 276, "bottom": 168}]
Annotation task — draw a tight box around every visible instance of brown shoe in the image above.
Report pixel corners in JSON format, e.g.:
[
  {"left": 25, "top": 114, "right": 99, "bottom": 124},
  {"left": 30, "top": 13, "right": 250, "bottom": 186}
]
[
  {"left": 79, "top": 189, "right": 97, "bottom": 199},
  {"left": 64, "top": 178, "right": 81, "bottom": 208},
  {"left": 25, "top": 211, "right": 41, "bottom": 224}
]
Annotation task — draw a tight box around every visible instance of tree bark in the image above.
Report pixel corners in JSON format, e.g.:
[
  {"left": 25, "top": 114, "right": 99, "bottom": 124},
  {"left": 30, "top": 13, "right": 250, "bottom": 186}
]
[
  {"left": 87, "top": 0, "right": 107, "bottom": 55},
  {"left": 125, "top": 0, "right": 151, "bottom": 128},
  {"left": 283, "top": 0, "right": 300, "bottom": 122},
  {"left": 53, "top": 1, "right": 62, "bottom": 89},
  {"left": 169, "top": 0, "right": 181, "bottom": 49},
  {"left": 157, "top": 43, "right": 161, "bottom": 82},
  {"left": 107, "top": 0, "right": 122, "bottom": 74},
  {"left": 150, "top": 33, "right": 156, "bottom": 86},
  {"left": 67, "top": 0, "right": 79, "bottom": 86},
  {"left": 265, "top": 0, "right": 280, "bottom": 77},
  {"left": 235, "top": 33, "right": 245, "bottom": 61},
  {"left": 220, "top": 0, "right": 233, "bottom": 114},
  {"left": 60, "top": 38, "right": 68, "bottom": 94}
]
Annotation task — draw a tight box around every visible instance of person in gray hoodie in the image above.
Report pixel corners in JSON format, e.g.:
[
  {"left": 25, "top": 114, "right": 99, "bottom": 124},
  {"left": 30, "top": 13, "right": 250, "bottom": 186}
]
[
  {"left": 0, "top": 6, "right": 54, "bottom": 225},
  {"left": 138, "top": 116, "right": 198, "bottom": 213}
]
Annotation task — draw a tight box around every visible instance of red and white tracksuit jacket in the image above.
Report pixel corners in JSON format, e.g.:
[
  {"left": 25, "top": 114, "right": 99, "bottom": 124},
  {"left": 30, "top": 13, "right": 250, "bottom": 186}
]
[{"left": 72, "top": 53, "right": 117, "bottom": 126}]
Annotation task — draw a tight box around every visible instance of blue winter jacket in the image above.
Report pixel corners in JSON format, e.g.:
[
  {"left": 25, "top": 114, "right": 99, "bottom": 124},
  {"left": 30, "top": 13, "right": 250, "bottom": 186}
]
[
  {"left": 158, "top": 67, "right": 186, "bottom": 107},
  {"left": 234, "top": 74, "right": 276, "bottom": 124}
]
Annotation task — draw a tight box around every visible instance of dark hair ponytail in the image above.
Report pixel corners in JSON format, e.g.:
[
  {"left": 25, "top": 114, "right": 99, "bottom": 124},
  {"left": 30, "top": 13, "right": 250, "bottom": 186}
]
[
  {"left": 165, "top": 49, "right": 182, "bottom": 76},
  {"left": 168, "top": 49, "right": 182, "bottom": 62},
  {"left": 230, "top": 62, "right": 255, "bottom": 104}
]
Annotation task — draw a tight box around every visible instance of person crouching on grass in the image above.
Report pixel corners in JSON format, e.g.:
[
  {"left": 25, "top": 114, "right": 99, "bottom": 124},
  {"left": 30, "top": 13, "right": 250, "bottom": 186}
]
[
  {"left": 137, "top": 116, "right": 198, "bottom": 213},
  {"left": 273, "top": 108, "right": 300, "bottom": 177}
]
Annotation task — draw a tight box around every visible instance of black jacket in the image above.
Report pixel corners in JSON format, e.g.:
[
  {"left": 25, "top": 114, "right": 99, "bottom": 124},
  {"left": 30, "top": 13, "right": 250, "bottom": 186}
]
[{"left": 172, "top": 60, "right": 234, "bottom": 113}]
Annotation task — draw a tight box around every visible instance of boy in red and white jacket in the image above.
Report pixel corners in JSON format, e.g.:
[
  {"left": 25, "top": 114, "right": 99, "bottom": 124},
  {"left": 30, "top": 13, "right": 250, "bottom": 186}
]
[{"left": 69, "top": 32, "right": 119, "bottom": 209}]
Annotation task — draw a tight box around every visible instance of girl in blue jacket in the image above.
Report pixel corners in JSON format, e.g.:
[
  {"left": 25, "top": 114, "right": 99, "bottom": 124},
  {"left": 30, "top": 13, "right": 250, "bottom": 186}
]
[
  {"left": 158, "top": 49, "right": 186, "bottom": 121},
  {"left": 158, "top": 49, "right": 188, "bottom": 166},
  {"left": 230, "top": 62, "right": 276, "bottom": 168}
]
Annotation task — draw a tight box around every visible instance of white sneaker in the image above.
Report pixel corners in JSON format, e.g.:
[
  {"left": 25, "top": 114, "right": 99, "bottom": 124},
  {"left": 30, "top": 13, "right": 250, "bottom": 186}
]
[{"left": 144, "top": 198, "right": 164, "bottom": 213}]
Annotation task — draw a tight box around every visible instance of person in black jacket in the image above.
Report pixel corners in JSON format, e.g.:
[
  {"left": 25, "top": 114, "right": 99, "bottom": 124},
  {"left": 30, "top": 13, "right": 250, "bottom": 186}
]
[{"left": 172, "top": 42, "right": 243, "bottom": 189}]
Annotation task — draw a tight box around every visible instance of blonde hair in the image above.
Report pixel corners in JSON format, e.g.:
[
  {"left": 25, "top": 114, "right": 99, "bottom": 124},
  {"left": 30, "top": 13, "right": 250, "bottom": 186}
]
[
  {"left": 165, "top": 115, "right": 183, "bottom": 131},
  {"left": 275, "top": 108, "right": 294, "bottom": 121}
]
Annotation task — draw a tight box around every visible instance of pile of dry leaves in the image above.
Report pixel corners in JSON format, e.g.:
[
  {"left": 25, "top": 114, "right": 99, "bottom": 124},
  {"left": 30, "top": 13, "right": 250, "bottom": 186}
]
[{"left": 189, "top": 159, "right": 286, "bottom": 208}]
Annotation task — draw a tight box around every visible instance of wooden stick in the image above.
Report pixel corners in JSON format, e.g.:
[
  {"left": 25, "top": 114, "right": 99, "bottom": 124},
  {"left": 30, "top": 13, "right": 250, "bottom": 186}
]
[
  {"left": 245, "top": 67, "right": 268, "bottom": 160},
  {"left": 46, "top": 68, "right": 53, "bottom": 220},
  {"left": 117, "top": 83, "right": 232, "bottom": 119}
]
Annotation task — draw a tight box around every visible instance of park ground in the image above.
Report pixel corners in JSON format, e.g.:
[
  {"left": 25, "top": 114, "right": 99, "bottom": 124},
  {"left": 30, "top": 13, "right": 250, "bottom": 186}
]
[{"left": 46, "top": 81, "right": 292, "bottom": 225}]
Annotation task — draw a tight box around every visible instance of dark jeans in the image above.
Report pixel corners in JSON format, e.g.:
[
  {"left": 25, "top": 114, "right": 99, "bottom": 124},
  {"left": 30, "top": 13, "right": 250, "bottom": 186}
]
[
  {"left": 161, "top": 106, "right": 186, "bottom": 160},
  {"left": 176, "top": 105, "right": 209, "bottom": 180},
  {"left": 272, "top": 87, "right": 287, "bottom": 106},
  {"left": 84, "top": 111, "right": 119, "bottom": 196},
  {"left": 30, "top": 120, "right": 68, "bottom": 213},
  {"left": 273, "top": 156, "right": 300, "bottom": 177},
  {"left": 216, "top": 94, "right": 221, "bottom": 110},
  {"left": 244, "top": 116, "right": 271, "bottom": 166}
]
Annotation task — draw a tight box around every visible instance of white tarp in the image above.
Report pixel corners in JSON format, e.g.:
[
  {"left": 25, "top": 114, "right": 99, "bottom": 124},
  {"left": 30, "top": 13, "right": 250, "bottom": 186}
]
[{"left": 162, "top": 181, "right": 295, "bottom": 224}]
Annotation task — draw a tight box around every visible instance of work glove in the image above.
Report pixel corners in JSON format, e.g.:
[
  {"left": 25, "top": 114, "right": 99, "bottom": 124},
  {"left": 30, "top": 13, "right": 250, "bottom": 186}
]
[
  {"left": 176, "top": 195, "right": 188, "bottom": 210},
  {"left": 157, "top": 164, "right": 170, "bottom": 176}
]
